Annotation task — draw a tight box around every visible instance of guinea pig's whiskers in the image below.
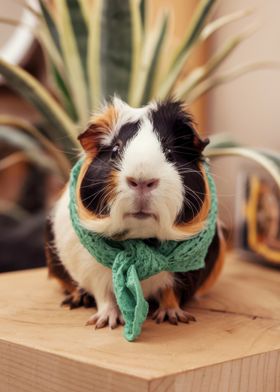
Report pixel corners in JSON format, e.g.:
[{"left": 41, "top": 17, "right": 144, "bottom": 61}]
[
  {"left": 183, "top": 183, "right": 204, "bottom": 199},
  {"left": 183, "top": 186, "right": 205, "bottom": 215},
  {"left": 80, "top": 180, "right": 108, "bottom": 189},
  {"left": 184, "top": 188, "right": 205, "bottom": 207},
  {"left": 177, "top": 169, "right": 205, "bottom": 182},
  {"left": 186, "top": 195, "right": 204, "bottom": 218},
  {"left": 81, "top": 184, "right": 108, "bottom": 201},
  {"left": 184, "top": 198, "right": 199, "bottom": 219},
  {"left": 177, "top": 167, "right": 204, "bottom": 176},
  {"left": 95, "top": 187, "right": 118, "bottom": 215},
  {"left": 186, "top": 189, "right": 204, "bottom": 209}
]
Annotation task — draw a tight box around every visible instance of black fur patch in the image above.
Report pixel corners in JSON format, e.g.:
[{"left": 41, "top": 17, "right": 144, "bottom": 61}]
[
  {"left": 80, "top": 121, "right": 140, "bottom": 215},
  {"left": 150, "top": 101, "right": 206, "bottom": 224},
  {"left": 174, "top": 226, "right": 220, "bottom": 305},
  {"left": 45, "top": 217, "right": 77, "bottom": 291}
]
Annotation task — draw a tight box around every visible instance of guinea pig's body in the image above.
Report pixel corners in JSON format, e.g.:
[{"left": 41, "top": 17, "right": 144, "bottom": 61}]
[{"left": 46, "top": 98, "right": 225, "bottom": 328}]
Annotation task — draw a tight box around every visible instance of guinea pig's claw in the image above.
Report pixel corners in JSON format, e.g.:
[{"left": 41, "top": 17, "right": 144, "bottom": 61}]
[
  {"left": 86, "top": 306, "right": 124, "bottom": 330},
  {"left": 152, "top": 307, "right": 196, "bottom": 325}
]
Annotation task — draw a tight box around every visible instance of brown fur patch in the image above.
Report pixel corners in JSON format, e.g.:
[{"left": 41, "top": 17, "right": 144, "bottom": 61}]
[
  {"left": 45, "top": 218, "right": 77, "bottom": 294},
  {"left": 175, "top": 163, "right": 211, "bottom": 236},
  {"left": 76, "top": 105, "right": 118, "bottom": 220},
  {"left": 78, "top": 105, "right": 117, "bottom": 155},
  {"left": 196, "top": 222, "right": 226, "bottom": 296},
  {"left": 159, "top": 287, "right": 180, "bottom": 309}
]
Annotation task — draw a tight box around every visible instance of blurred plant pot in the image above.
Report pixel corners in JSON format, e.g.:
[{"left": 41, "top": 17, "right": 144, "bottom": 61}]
[
  {"left": 0, "top": 0, "right": 37, "bottom": 79},
  {"left": 235, "top": 168, "right": 280, "bottom": 269},
  {"left": 0, "top": 130, "right": 64, "bottom": 273}
]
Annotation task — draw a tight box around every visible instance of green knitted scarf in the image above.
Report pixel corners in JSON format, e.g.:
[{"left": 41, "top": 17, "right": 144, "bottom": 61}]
[{"left": 69, "top": 159, "right": 217, "bottom": 341}]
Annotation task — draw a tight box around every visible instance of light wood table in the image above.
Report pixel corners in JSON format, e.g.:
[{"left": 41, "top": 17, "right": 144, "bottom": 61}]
[{"left": 0, "top": 253, "right": 279, "bottom": 392}]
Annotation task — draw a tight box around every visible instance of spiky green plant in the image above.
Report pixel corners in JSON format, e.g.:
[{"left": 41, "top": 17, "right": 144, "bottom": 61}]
[{"left": 0, "top": 0, "right": 279, "bottom": 187}]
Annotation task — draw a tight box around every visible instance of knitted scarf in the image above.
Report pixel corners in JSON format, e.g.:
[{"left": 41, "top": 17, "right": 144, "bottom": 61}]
[{"left": 69, "top": 159, "right": 217, "bottom": 341}]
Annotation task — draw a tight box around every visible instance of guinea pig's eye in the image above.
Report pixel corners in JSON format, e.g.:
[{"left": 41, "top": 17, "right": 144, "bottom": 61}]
[
  {"left": 111, "top": 142, "right": 121, "bottom": 160},
  {"left": 165, "top": 148, "right": 173, "bottom": 160}
]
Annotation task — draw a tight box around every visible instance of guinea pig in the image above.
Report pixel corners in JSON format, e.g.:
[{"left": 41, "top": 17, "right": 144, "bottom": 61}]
[{"left": 46, "top": 97, "right": 225, "bottom": 329}]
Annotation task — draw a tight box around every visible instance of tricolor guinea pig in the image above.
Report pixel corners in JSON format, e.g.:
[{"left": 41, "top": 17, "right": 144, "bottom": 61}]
[{"left": 46, "top": 97, "right": 225, "bottom": 329}]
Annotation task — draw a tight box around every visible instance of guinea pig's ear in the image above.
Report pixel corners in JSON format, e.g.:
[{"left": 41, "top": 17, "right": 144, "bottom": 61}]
[
  {"left": 78, "top": 105, "right": 117, "bottom": 155},
  {"left": 192, "top": 132, "right": 210, "bottom": 153},
  {"left": 180, "top": 103, "right": 209, "bottom": 153},
  {"left": 78, "top": 123, "right": 104, "bottom": 155}
]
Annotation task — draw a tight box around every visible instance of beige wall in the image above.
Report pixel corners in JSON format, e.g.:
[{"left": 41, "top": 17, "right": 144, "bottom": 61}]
[
  {"left": 206, "top": 0, "right": 280, "bottom": 148},
  {"left": 204, "top": 1, "right": 280, "bottom": 229},
  {"left": 0, "top": 2, "right": 22, "bottom": 45}
]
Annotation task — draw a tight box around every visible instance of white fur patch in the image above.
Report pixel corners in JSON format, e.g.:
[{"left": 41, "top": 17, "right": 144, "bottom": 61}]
[
  {"left": 102, "top": 96, "right": 149, "bottom": 146},
  {"left": 80, "top": 110, "right": 188, "bottom": 240},
  {"left": 53, "top": 186, "right": 173, "bottom": 309}
]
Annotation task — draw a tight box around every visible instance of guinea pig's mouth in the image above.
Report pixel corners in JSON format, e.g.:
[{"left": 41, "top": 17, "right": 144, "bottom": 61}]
[{"left": 124, "top": 211, "right": 158, "bottom": 221}]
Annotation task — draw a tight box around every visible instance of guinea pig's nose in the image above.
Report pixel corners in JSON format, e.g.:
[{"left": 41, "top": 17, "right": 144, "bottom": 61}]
[{"left": 126, "top": 177, "right": 159, "bottom": 192}]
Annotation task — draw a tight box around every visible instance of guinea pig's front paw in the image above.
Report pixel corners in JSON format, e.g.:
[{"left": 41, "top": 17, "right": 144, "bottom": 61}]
[
  {"left": 61, "top": 288, "right": 95, "bottom": 309},
  {"left": 152, "top": 307, "right": 196, "bottom": 325},
  {"left": 86, "top": 305, "right": 125, "bottom": 330}
]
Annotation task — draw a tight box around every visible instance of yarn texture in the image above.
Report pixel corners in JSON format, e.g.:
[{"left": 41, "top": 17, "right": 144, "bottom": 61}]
[{"left": 69, "top": 159, "right": 218, "bottom": 341}]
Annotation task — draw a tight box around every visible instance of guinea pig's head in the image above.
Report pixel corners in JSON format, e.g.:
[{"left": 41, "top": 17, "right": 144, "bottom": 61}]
[{"left": 76, "top": 97, "right": 210, "bottom": 241}]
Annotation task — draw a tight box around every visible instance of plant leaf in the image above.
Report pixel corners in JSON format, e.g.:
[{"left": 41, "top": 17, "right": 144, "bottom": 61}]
[
  {"left": 256, "top": 149, "right": 280, "bottom": 170},
  {"left": 157, "top": 0, "right": 217, "bottom": 99},
  {"left": 0, "top": 15, "right": 60, "bottom": 80},
  {"left": 66, "top": 0, "right": 89, "bottom": 87},
  {"left": 175, "top": 28, "right": 253, "bottom": 101},
  {"left": 14, "top": 0, "right": 41, "bottom": 18},
  {"left": 50, "top": 62, "right": 78, "bottom": 122},
  {"left": 174, "top": 0, "right": 216, "bottom": 67},
  {"left": 207, "top": 134, "right": 240, "bottom": 149},
  {"left": 0, "top": 151, "right": 54, "bottom": 173},
  {"left": 139, "top": 0, "right": 146, "bottom": 31},
  {"left": 0, "top": 58, "right": 78, "bottom": 152},
  {"left": 0, "top": 116, "right": 72, "bottom": 178},
  {"left": 0, "top": 199, "right": 30, "bottom": 221},
  {"left": 79, "top": 0, "right": 91, "bottom": 25},
  {"left": 186, "top": 62, "right": 280, "bottom": 103},
  {"left": 128, "top": 0, "right": 142, "bottom": 105},
  {"left": 88, "top": 0, "right": 102, "bottom": 110},
  {"left": 99, "top": 0, "right": 134, "bottom": 102},
  {"left": 39, "top": 0, "right": 62, "bottom": 54},
  {"left": 206, "top": 147, "right": 280, "bottom": 190},
  {"left": 200, "top": 8, "right": 253, "bottom": 41},
  {"left": 0, "top": 127, "right": 57, "bottom": 173},
  {"left": 136, "top": 13, "right": 169, "bottom": 106},
  {"left": 0, "top": 17, "right": 33, "bottom": 28},
  {"left": 55, "top": 0, "right": 89, "bottom": 125}
]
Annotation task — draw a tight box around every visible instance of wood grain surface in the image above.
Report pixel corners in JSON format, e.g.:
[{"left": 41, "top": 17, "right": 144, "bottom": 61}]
[{"left": 0, "top": 253, "right": 279, "bottom": 391}]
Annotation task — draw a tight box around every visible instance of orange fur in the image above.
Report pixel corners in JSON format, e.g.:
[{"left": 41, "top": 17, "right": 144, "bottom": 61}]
[
  {"left": 196, "top": 223, "right": 226, "bottom": 296},
  {"left": 78, "top": 105, "right": 117, "bottom": 155},
  {"left": 159, "top": 287, "right": 180, "bottom": 309},
  {"left": 45, "top": 240, "right": 77, "bottom": 294},
  {"left": 175, "top": 163, "right": 211, "bottom": 236},
  {"left": 76, "top": 105, "right": 118, "bottom": 219}
]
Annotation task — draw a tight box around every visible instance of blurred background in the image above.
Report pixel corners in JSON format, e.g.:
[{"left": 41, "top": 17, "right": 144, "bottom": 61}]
[{"left": 0, "top": 0, "right": 279, "bottom": 272}]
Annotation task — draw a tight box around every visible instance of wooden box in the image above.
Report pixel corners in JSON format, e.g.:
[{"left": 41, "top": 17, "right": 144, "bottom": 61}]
[{"left": 0, "top": 253, "right": 279, "bottom": 391}]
